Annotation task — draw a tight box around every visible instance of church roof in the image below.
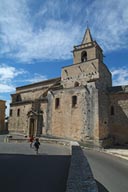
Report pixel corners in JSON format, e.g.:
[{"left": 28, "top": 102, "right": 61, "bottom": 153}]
[
  {"left": 82, "top": 28, "right": 93, "bottom": 44},
  {"left": 16, "top": 77, "right": 61, "bottom": 91},
  {"left": 108, "top": 85, "right": 128, "bottom": 94}
]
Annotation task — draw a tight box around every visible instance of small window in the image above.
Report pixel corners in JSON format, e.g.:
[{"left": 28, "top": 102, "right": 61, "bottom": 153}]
[
  {"left": 55, "top": 98, "right": 60, "bottom": 109},
  {"left": 72, "top": 96, "right": 77, "bottom": 107},
  {"left": 81, "top": 51, "right": 87, "bottom": 62},
  {"left": 16, "top": 94, "right": 21, "bottom": 102},
  {"left": 110, "top": 106, "right": 114, "bottom": 115},
  {"left": 10, "top": 109, "right": 13, "bottom": 116},
  {"left": 17, "top": 109, "right": 20, "bottom": 116}
]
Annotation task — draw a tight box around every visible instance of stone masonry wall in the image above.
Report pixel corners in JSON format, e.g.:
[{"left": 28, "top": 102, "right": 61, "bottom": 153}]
[
  {"left": 9, "top": 101, "right": 48, "bottom": 136},
  {"left": 61, "top": 59, "right": 99, "bottom": 89},
  {"left": 9, "top": 103, "right": 32, "bottom": 134},
  {"left": 49, "top": 88, "right": 84, "bottom": 140},
  {"left": 98, "top": 91, "right": 111, "bottom": 147},
  {"left": 73, "top": 46, "right": 96, "bottom": 64},
  {"left": 0, "top": 100, "right": 6, "bottom": 133},
  {"left": 47, "top": 84, "right": 99, "bottom": 143},
  {"left": 9, "top": 79, "right": 58, "bottom": 134},
  {"left": 109, "top": 93, "right": 128, "bottom": 144},
  {"left": 98, "top": 62, "right": 112, "bottom": 89}
]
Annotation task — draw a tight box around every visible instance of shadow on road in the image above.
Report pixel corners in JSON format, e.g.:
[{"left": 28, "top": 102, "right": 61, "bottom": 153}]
[
  {"left": 96, "top": 180, "right": 109, "bottom": 192},
  {"left": 0, "top": 153, "right": 71, "bottom": 192}
]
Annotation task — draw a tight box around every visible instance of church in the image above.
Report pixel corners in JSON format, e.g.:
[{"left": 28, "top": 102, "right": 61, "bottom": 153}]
[{"left": 8, "top": 27, "right": 128, "bottom": 147}]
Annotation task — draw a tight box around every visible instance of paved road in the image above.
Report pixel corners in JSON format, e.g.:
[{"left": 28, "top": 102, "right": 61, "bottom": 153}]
[
  {"left": 0, "top": 142, "right": 71, "bottom": 192},
  {"left": 84, "top": 149, "right": 128, "bottom": 192}
]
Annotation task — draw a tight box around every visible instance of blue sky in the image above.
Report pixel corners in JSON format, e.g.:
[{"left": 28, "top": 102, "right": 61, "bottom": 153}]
[{"left": 0, "top": 0, "right": 128, "bottom": 116}]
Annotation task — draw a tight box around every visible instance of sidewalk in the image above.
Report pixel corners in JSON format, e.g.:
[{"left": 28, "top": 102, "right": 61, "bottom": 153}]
[{"left": 103, "top": 149, "right": 128, "bottom": 160}]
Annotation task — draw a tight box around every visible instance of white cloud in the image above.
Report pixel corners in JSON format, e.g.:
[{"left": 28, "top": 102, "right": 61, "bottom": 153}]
[
  {"left": 14, "top": 20, "right": 80, "bottom": 62},
  {"left": 21, "top": 73, "right": 47, "bottom": 84},
  {"left": 111, "top": 67, "right": 128, "bottom": 86},
  {"left": 0, "top": 63, "right": 26, "bottom": 93},
  {"left": 0, "top": 0, "right": 128, "bottom": 62},
  {"left": 5, "top": 100, "right": 10, "bottom": 117},
  {"left": 0, "top": 63, "right": 47, "bottom": 93},
  {"left": 87, "top": 0, "right": 128, "bottom": 51},
  {"left": 0, "top": 64, "right": 26, "bottom": 82},
  {"left": 0, "top": 84, "right": 15, "bottom": 93},
  {"left": 0, "top": 0, "right": 82, "bottom": 62}
]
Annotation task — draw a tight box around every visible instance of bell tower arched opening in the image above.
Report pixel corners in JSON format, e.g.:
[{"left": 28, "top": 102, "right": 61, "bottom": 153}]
[{"left": 81, "top": 51, "right": 87, "bottom": 62}]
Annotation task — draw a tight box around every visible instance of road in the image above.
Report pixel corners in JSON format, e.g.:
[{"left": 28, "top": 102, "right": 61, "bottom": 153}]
[
  {"left": 0, "top": 141, "right": 71, "bottom": 192},
  {"left": 84, "top": 149, "right": 128, "bottom": 192}
]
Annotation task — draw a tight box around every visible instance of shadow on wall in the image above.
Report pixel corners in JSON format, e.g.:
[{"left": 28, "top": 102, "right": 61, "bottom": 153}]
[
  {"left": 96, "top": 180, "right": 109, "bottom": 192},
  {"left": 109, "top": 97, "right": 128, "bottom": 147}
]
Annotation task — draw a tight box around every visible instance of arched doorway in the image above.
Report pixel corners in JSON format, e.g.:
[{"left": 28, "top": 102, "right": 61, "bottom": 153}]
[
  {"left": 27, "top": 109, "right": 44, "bottom": 137},
  {"left": 29, "top": 118, "right": 35, "bottom": 136}
]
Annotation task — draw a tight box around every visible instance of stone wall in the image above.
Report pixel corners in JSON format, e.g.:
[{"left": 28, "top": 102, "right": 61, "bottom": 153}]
[
  {"left": 48, "top": 84, "right": 100, "bottom": 143},
  {"left": 8, "top": 77, "right": 60, "bottom": 135},
  {"left": 49, "top": 88, "right": 84, "bottom": 140},
  {"left": 109, "top": 93, "right": 128, "bottom": 144},
  {"left": 9, "top": 103, "right": 32, "bottom": 134},
  {"left": 61, "top": 59, "right": 99, "bottom": 89},
  {"left": 98, "top": 62, "right": 112, "bottom": 89},
  {"left": 73, "top": 44, "right": 96, "bottom": 64},
  {"left": 0, "top": 100, "right": 6, "bottom": 133}
]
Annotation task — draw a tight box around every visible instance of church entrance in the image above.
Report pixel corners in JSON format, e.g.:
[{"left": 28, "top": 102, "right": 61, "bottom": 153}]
[{"left": 29, "top": 118, "right": 35, "bottom": 136}]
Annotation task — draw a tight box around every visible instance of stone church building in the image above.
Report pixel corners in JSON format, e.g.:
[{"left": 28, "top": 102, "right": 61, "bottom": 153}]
[{"left": 8, "top": 28, "right": 128, "bottom": 147}]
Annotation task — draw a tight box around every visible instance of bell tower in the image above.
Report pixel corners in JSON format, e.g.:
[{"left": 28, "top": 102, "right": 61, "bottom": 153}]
[
  {"left": 73, "top": 27, "right": 103, "bottom": 64},
  {"left": 61, "top": 27, "right": 112, "bottom": 89}
]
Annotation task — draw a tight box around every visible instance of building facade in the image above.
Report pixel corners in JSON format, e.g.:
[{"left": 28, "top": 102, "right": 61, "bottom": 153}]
[
  {"left": 0, "top": 100, "right": 7, "bottom": 134},
  {"left": 8, "top": 28, "right": 128, "bottom": 147}
]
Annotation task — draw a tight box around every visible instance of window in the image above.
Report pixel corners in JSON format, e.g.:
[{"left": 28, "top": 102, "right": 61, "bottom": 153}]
[
  {"left": 72, "top": 96, "right": 77, "bottom": 107},
  {"left": 16, "top": 94, "right": 21, "bottom": 102},
  {"left": 17, "top": 109, "right": 20, "bottom": 116},
  {"left": 55, "top": 98, "right": 60, "bottom": 109},
  {"left": 10, "top": 109, "right": 13, "bottom": 116},
  {"left": 110, "top": 106, "right": 114, "bottom": 115},
  {"left": 81, "top": 51, "right": 87, "bottom": 62}
]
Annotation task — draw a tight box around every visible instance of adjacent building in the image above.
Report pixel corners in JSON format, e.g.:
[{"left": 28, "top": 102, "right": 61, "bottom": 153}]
[
  {"left": 0, "top": 100, "right": 7, "bottom": 134},
  {"left": 8, "top": 28, "right": 128, "bottom": 147}
]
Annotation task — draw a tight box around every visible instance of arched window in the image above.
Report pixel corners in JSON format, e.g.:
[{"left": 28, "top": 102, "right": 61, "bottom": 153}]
[
  {"left": 10, "top": 109, "right": 13, "bottom": 116},
  {"left": 81, "top": 51, "right": 87, "bottom": 62},
  {"left": 110, "top": 106, "right": 114, "bottom": 115},
  {"left": 16, "top": 94, "right": 21, "bottom": 102},
  {"left": 72, "top": 96, "right": 77, "bottom": 107},
  {"left": 17, "top": 109, "right": 20, "bottom": 116},
  {"left": 74, "top": 82, "right": 79, "bottom": 87},
  {"left": 55, "top": 98, "right": 60, "bottom": 109}
]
